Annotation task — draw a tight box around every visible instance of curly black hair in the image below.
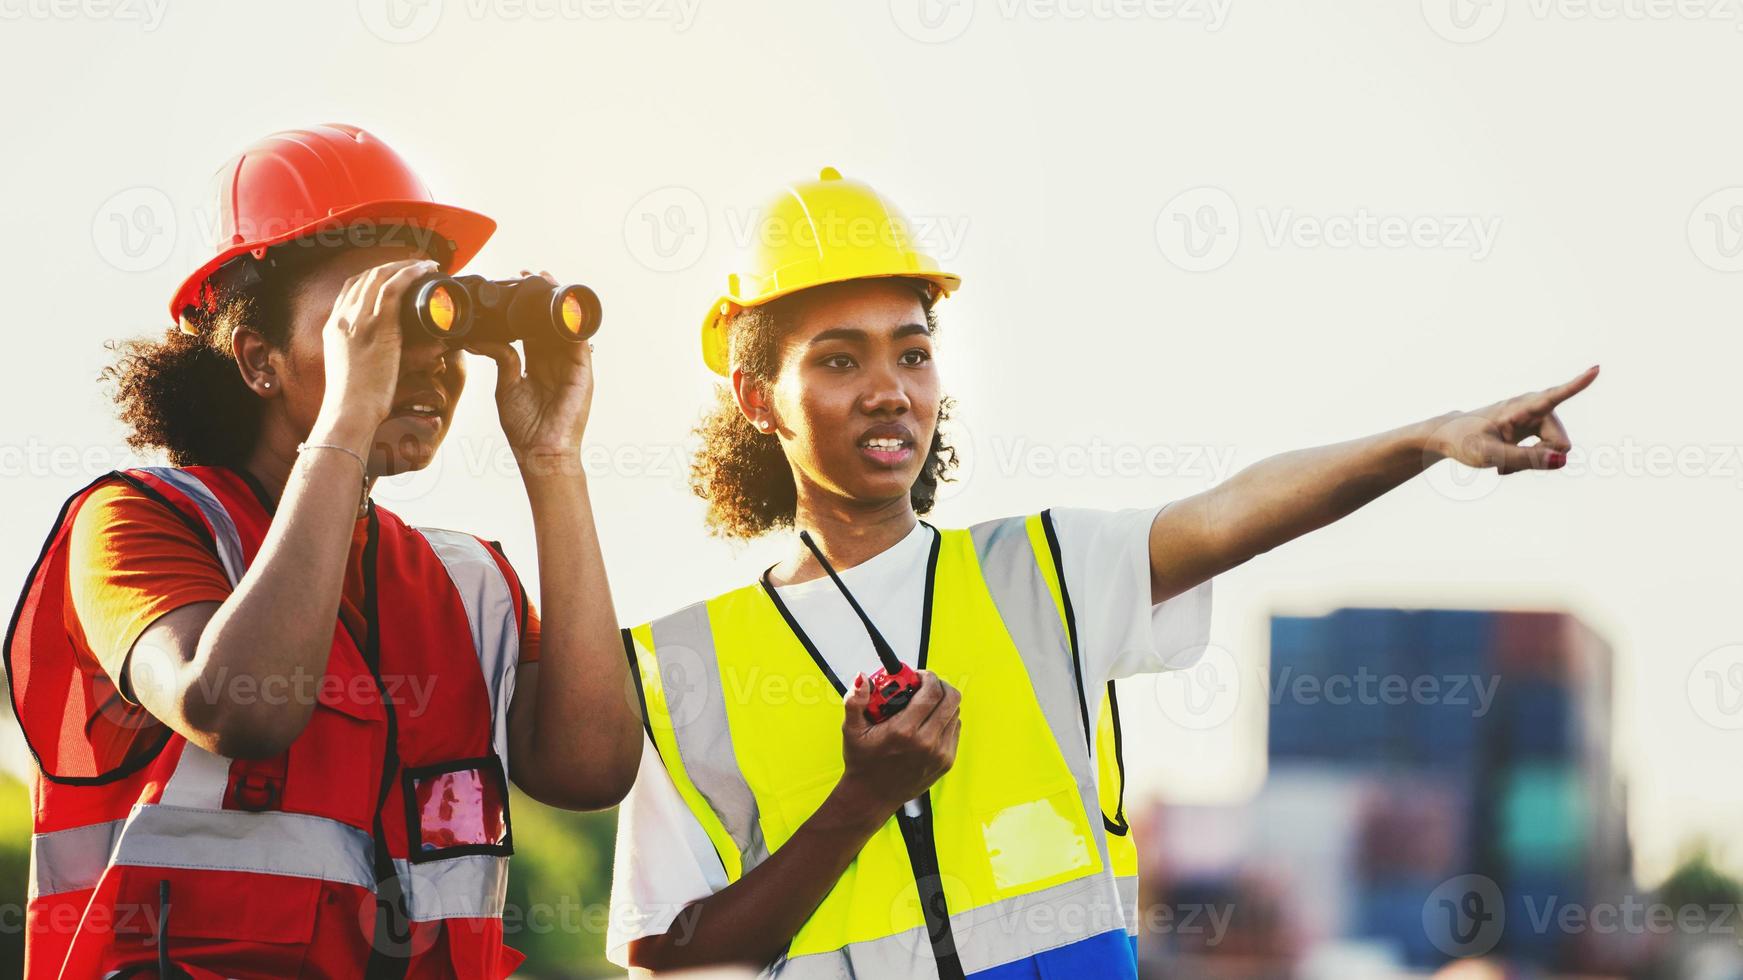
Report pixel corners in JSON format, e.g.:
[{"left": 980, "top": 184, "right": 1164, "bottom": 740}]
[{"left": 688, "top": 284, "right": 959, "bottom": 540}]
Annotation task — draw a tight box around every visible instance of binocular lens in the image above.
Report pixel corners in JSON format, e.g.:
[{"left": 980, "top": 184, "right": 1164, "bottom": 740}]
[
  {"left": 413, "top": 278, "right": 472, "bottom": 340},
  {"left": 426, "top": 284, "right": 459, "bottom": 335},
  {"left": 560, "top": 291, "right": 586, "bottom": 336},
  {"left": 555, "top": 285, "right": 602, "bottom": 340}
]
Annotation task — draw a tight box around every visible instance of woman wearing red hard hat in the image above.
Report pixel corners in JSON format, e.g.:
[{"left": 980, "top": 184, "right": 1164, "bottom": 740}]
[{"left": 6, "top": 124, "right": 640, "bottom": 978}]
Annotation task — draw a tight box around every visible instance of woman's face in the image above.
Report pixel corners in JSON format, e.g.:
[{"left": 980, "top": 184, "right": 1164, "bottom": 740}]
[
  {"left": 755, "top": 278, "right": 940, "bottom": 510},
  {"left": 271, "top": 244, "right": 467, "bottom": 476}
]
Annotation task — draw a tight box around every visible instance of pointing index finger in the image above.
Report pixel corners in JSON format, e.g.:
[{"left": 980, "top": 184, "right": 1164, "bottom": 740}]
[{"left": 1542, "top": 365, "right": 1600, "bottom": 409}]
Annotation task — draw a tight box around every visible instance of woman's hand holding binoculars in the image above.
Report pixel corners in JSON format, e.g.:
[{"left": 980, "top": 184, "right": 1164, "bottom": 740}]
[
  {"left": 463, "top": 270, "right": 597, "bottom": 480},
  {"left": 313, "top": 258, "right": 437, "bottom": 437}
]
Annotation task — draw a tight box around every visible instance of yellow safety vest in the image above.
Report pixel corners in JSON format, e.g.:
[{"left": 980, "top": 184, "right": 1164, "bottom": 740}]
[{"left": 627, "top": 515, "right": 1138, "bottom": 977}]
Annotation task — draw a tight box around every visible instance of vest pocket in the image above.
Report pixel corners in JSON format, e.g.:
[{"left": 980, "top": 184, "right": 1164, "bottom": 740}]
[
  {"left": 401, "top": 754, "right": 514, "bottom": 862},
  {"left": 973, "top": 784, "right": 1097, "bottom": 895},
  {"left": 109, "top": 867, "right": 320, "bottom": 975}
]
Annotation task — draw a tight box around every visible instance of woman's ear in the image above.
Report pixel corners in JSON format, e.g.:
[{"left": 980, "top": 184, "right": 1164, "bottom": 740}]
[
  {"left": 230, "top": 325, "right": 279, "bottom": 397},
  {"left": 731, "top": 368, "right": 776, "bottom": 433}
]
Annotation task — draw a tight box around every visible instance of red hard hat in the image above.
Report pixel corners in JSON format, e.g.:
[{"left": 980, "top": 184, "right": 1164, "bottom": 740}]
[{"left": 170, "top": 123, "right": 496, "bottom": 330}]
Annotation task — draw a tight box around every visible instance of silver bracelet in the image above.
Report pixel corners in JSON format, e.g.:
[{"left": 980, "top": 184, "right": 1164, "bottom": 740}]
[{"left": 296, "top": 441, "right": 368, "bottom": 477}]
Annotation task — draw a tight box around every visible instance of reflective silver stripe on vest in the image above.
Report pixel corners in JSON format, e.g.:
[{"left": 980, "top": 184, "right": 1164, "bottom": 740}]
[
  {"left": 135, "top": 469, "right": 248, "bottom": 811},
  {"left": 29, "top": 819, "right": 122, "bottom": 900},
  {"left": 968, "top": 515, "right": 1117, "bottom": 878},
  {"left": 135, "top": 467, "right": 246, "bottom": 585},
  {"left": 393, "top": 855, "right": 510, "bottom": 921},
  {"left": 30, "top": 804, "right": 376, "bottom": 900},
  {"left": 414, "top": 527, "right": 520, "bottom": 764},
  {"left": 646, "top": 602, "right": 768, "bottom": 872},
  {"left": 1117, "top": 873, "right": 1139, "bottom": 936},
  {"left": 32, "top": 810, "right": 511, "bottom": 923},
  {"left": 771, "top": 874, "right": 1127, "bottom": 977}
]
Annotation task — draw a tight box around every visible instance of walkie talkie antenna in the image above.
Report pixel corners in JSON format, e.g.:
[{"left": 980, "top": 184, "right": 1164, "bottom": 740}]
[{"left": 798, "top": 530, "right": 904, "bottom": 675}]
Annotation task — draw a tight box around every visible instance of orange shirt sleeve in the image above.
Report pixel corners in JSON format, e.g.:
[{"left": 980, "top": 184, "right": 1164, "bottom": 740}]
[
  {"left": 519, "top": 596, "right": 541, "bottom": 665},
  {"left": 65, "top": 480, "right": 233, "bottom": 702}
]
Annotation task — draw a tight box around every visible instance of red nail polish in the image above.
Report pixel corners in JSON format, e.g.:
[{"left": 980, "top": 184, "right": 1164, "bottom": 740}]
[{"left": 1547, "top": 451, "right": 1567, "bottom": 468}]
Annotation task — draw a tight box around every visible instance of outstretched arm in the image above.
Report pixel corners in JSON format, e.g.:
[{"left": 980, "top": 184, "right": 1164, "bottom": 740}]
[{"left": 1146, "top": 366, "right": 1600, "bottom": 603}]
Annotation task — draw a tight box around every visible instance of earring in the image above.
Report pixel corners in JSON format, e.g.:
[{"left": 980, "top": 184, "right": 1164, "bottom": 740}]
[{"left": 262, "top": 382, "right": 272, "bottom": 389}]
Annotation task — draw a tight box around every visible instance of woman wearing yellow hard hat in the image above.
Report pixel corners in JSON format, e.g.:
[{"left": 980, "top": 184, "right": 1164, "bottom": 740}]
[{"left": 607, "top": 168, "right": 1598, "bottom": 978}]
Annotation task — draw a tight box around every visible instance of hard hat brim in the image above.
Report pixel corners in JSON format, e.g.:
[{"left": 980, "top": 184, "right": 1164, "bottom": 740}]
[
  {"left": 699, "top": 270, "right": 961, "bottom": 377},
  {"left": 169, "top": 199, "right": 497, "bottom": 325}
]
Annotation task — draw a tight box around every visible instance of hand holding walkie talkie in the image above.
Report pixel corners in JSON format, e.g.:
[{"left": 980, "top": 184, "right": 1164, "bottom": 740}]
[
  {"left": 799, "top": 530, "right": 924, "bottom": 722},
  {"left": 801, "top": 528, "right": 961, "bottom": 823}
]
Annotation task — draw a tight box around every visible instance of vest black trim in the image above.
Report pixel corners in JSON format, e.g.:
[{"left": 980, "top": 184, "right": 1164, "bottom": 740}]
[
  {"left": 1103, "top": 680, "right": 1131, "bottom": 837},
  {"left": 1038, "top": 510, "right": 1093, "bottom": 750},
  {"left": 622, "top": 627, "right": 656, "bottom": 749}
]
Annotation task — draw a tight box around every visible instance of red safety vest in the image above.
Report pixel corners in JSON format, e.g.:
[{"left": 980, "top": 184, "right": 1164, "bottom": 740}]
[{"left": 6, "top": 465, "right": 530, "bottom": 979}]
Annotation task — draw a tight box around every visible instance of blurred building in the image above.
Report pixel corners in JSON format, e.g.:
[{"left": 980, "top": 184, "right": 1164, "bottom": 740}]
[{"left": 1136, "top": 609, "right": 1632, "bottom": 977}]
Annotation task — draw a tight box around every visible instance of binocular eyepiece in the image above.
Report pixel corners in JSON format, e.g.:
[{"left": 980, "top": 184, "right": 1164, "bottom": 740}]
[{"left": 407, "top": 274, "right": 602, "bottom": 345}]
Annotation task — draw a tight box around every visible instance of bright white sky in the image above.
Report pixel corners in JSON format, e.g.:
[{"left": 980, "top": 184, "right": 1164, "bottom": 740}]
[{"left": 2, "top": 0, "right": 1738, "bottom": 887}]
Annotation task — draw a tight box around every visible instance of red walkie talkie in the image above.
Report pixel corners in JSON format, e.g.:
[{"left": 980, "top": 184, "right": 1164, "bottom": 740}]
[{"left": 799, "top": 530, "right": 923, "bottom": 722}]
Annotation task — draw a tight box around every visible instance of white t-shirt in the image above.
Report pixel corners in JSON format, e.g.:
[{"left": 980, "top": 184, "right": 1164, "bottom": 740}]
[{"left": 605, "top": 506, "right": 1215, "bottom": 967}]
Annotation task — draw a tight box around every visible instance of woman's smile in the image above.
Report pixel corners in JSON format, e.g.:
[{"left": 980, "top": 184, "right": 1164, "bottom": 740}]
[{"left": 858, "top": 423, "right": 917, "bottom": 468}]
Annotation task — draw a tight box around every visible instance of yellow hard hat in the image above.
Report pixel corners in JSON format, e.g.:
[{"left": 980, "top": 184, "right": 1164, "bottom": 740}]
[{"left": 699, "top": 167, "right": 961, "bottom": 376}]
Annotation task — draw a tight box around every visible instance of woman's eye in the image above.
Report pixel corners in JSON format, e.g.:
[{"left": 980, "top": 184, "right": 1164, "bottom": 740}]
[
  {"left": 821, "top": 354, "right": 855, "bottom": 369},
  {"left": 900, "top": 348, "right": 932, "bottom": 366}
]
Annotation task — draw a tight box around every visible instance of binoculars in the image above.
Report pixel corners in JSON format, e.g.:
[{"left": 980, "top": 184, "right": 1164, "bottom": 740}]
[{"left": 406, "top": 274, "right": 602, "bottom": 345}]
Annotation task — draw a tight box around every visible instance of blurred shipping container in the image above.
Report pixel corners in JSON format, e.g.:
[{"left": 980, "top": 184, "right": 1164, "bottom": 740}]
[{"left": 1140, "top": 608, "right": 1632, "bottom": 978}]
